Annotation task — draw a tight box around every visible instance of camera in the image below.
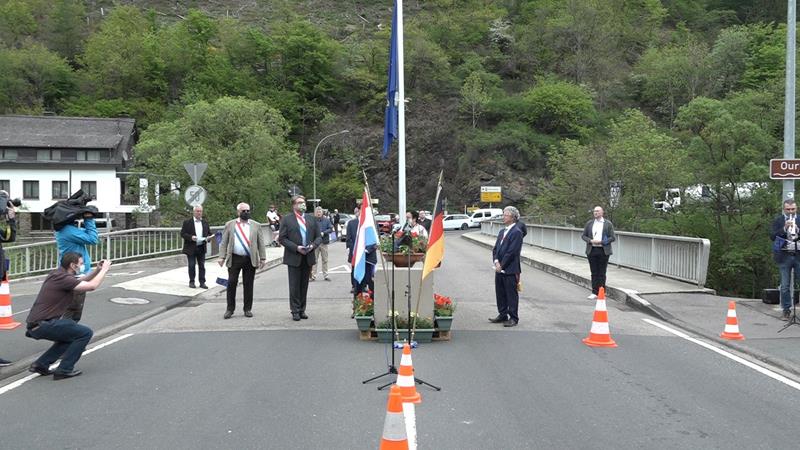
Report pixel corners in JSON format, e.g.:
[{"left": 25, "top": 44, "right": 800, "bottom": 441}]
[{"left": 0, "top": 190, "right": 22, "bottom": 221}]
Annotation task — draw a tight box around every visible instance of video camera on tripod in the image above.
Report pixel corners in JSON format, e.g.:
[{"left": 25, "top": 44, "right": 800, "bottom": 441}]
[{"left": 0, "top": 190, "right": 22, "bottom": 221}]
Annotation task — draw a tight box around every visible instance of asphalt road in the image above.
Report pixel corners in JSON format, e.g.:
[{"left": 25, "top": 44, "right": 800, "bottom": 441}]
[{"left": 1, "top": 231, "right": 799, "bottom": 449}]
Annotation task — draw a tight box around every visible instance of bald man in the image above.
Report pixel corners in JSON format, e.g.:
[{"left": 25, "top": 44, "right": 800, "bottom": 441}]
[{"left": 218, "top": 203, "right": 267, "bottom": 319}]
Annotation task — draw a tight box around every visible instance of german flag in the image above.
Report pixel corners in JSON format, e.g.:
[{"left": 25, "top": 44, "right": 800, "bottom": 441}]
[{"left": 422, "top": 172, "right": 444, "bottom": 279}]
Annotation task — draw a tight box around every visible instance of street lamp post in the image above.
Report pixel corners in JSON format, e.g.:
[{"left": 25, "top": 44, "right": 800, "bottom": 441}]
[{"left": 312, "top": 129, "right": 349, "bottom": 207}]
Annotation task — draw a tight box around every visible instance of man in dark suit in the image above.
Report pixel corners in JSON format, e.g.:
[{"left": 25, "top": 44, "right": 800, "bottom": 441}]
[
  {"left": 279, "top": 195, "right": 322, "bottom": 321},
  {"left": 345, "top": 205, "right": 360, "bottom": 294},
  {"left": 180, "top": 205, "right": 212, "bottom": 289},
  {"left": 490, "top": 206, "right": 524, "bottom": 327},
  {"left": 581, "top": 206, "right": 616, "bottom": 300},
  {"left": 419, "top": 210, "right": 432, "bottom": 233}
]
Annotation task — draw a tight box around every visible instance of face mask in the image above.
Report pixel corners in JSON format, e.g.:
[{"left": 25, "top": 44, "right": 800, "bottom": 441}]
[
  {"left": 297, "top": 202, "right": 307, "bottom": 213},
  {"left": 240, "top": 212, "right": 251, "bottom": 221}
]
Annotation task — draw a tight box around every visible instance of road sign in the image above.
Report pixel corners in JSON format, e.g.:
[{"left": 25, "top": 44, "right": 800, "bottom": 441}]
[
  {"left": 770, "top": 159, "right": 800, "bottom": 179},
  {"left": 183, "top": 162, "right": 208, "bottom": 185},
  {"left": 184, "top": 185, "right": 207, "bottom": 206},
  {"left": 480, "top": 186, "right": 502, "bottom": 203}
]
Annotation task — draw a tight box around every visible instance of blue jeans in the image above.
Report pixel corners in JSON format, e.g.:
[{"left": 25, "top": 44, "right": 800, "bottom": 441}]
[
  {"left": 27, "top": 319, "right": 93, "bottom": 373},
  {"left": 778, "top": 253, "right": 800, "bottom": 312}
]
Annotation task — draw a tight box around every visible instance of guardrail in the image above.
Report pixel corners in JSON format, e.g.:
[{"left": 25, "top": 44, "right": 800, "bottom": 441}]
[
  {"left": 481, "top": 221, "right": 711, "bottom": 287},
  {"left": 3, "top": 224, "right": 274, "bottom": 278}
]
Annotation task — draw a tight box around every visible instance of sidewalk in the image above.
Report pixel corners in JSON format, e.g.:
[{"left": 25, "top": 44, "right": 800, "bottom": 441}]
[{"left": 463, "top": 232, "right": 800, "bottom": 377}]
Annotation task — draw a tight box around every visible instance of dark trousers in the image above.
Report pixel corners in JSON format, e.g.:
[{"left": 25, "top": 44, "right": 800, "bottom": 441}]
[
  {"left": 588, "top": 247, "right": 610, "bottom": 295},
  {"left": 227, "top": 254, "right": 256, "bottom": 312},
  {"left": 356, "top": 264, "right": 375, "bottom": 296},
  {"left": 187, "top": 251, "right": 206, "bottom": 284},
  {"left": 27, "top": 319, "right": 93, "bottom": 374},
  {"left": 288, "top": 258, "right": 311, "bottom": 314},
  {"left": 495, "top": 273, "right": 519, "bottom": 322}
]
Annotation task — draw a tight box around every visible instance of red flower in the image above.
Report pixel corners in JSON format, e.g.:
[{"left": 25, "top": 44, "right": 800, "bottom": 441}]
[
  {"left": 394, "top": 231, "right": 404, "bottom": 238},
  {"left": 411, "top": 231, "right": 419, "bottom": 237}
]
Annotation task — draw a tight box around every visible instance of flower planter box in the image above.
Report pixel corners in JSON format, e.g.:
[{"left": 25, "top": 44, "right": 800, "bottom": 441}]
[
  {"left": 375, "top": 329, "right": 435, "bottom": 343},
  {"left": 382, "top": 252, "right": 425, "bottom": 267},
  {"left": 434, "top": 316, "right": 453, "bottom": 331},
  {"left": 355, "top": 316, "right": 374, "bottom": 331}
]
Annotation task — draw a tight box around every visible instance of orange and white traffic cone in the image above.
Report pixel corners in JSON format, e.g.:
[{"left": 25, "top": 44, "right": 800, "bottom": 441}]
[
  {"left": 0, "top": 274, "right": 21, "bottom": 330},
  {"left": 380, "top": 385, "right": 409, "bottom": 450},
  {"left": 397, "top": 343, "right": 421, "bottom": 450},
  {"left": 582, "top": 287, "right": 617, "bottom": 348},
  {"left": 720, "top": 301, "right": 745, "bottom": 340}
]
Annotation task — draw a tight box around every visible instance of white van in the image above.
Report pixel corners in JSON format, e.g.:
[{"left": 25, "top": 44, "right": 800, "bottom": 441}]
[{"left": 468, "top": 208, "right": 503, "bottom": 228}]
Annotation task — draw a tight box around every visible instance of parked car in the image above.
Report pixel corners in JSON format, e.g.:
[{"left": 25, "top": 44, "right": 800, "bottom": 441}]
[
  {"left": 468, "top": 208, "right": 503, "bottom": 228},
  {"left": 375, "top": 214, "right": 396, "bottom": 234},
  {"left": 442, "top": 214, "right": 472, "bottom": 230},
  {"left": 338, "top": 214, "right": 354, "bottom": 242}
]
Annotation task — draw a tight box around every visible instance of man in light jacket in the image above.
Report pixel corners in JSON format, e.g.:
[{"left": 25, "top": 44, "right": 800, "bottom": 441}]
[
  {"left": 55, "top": 211, "right": 99, "bottom": 322},
  {"left": 581, "top": 206, "right": 616, "bottom": 300},
  {"left": 217, "top": 203, "right": 267, "bottom": 319}
]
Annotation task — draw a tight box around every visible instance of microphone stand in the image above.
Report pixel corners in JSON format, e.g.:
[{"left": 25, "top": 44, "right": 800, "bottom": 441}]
[{"left": 362, "top": 230, "right": 399, "bottom": 385}]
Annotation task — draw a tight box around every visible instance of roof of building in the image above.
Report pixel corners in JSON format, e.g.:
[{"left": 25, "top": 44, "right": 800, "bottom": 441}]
[{"left": 0, "top": 115, "right": 136, "bottom": 162}]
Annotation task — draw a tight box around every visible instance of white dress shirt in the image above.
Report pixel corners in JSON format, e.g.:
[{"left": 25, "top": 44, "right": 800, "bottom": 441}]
[
  {"left": 232, "top": 219, "right": 251, "bottom": 256},
  {"left": 193, "top": 219, "right": 204, "bottom": 246},
  {"left": 591, "top": 218, "right": 605, "bottom": 246}
]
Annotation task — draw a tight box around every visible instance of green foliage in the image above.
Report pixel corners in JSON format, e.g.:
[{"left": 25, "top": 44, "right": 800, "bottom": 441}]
[
  {"left": 0, "top": 44, "right": 75, "bottom": 113},
  {"left": 134, "top": 97, "right": 304, "bottom": 225},
  {"left": 521, "top": 78, "right": 596, "bottom": 135},
  {"left": 0, "top": 0, "right": 38, "bottom": 47}
]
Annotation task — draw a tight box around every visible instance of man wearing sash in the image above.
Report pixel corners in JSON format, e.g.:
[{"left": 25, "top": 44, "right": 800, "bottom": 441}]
[
  {"left": 279, "top": 195, "right": 322, "bottom": 321},
  {"left": 218, "top": 203, "right": 267, "bottom": 319}
]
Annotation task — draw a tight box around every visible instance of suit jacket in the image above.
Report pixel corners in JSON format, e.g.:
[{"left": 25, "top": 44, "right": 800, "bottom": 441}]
[
  {"left": 279, "top": 212, "right": 323, "bottom": 267},
  {"left": 582, "top": 219, "right": 616, "bottom": 256},
  {"left": 181, "top": 218, "right": 211, "bottom": 255},
  {"left": 219, "top": 219, "right": 267, "bottom": 267},
  {"left": 346, "top": 218, "right": 359, "bottom": 261},
  {"left": 771, "top": 214, "right": 800, "bottom": 263},
  {"left": 492, "top": 224, "right": 523, "bottom": 274}
]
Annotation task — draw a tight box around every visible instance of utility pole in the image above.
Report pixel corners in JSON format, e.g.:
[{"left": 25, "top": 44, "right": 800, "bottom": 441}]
[{"left": 784, "top": 0, "right": 796, "bottom": 201}]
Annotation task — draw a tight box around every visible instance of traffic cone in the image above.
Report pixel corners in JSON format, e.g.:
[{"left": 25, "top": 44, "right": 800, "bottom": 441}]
[
  {"left": 582, "top": 287, "right": 617, "bottom": 348},
  {"left": 397, "top": 343, "right": 420, "bottom": 450},
  {"left": 720, "top": 301, "right": 745, "bottom": 340},
  {"left": 380, "top": 385, "right": 409, "bottom": 450},
  {"left": 0, "top": 274, "right": 21, "bottom": 330}
]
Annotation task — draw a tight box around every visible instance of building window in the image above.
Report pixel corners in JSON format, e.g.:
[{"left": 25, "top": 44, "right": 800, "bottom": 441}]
[
  {"left": 0, "top": 180, "right": 8, "bottom": 192},
  {"left": 76, "top": 150, "right": 101, "bottom": 161},
  {"left": 23, "top": 180, "right": 39, "bottom": 199},
  {"left": 0, "top": 149, "right": 17, "bottom": 160},
  {"left": 81, "top": 181, "right": 97, "bottom": 200},
  {"left": 37, "top": 149, "right": 61, "bottom": 161},
  {"left": 52, "top": 181, "right": 69, "bottom": 199}
]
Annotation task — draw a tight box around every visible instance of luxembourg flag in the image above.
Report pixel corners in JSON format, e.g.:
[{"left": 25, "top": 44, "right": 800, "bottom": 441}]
[{"left": 351, "top": 189, "right": 379, "bottom": 283}]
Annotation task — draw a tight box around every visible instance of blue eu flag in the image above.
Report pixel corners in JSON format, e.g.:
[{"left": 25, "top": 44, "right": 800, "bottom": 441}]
[{"left": 382, "top": 0, "right": 399, "bottom": 159}]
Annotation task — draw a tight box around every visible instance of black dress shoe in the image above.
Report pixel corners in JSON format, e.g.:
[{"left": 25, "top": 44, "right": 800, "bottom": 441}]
[
  {"left": 503, "top": 320, "right": 518, "bottom": 327},
  {"left": 488, "top": 315, "right": 507, "bottom": 323},
  {"left": 53, "top": 369, "right": 82, "bottom": 380},
  {"left": 199, "top": 283, "right": 208, "bottom": 289},
  {"left": 28, "top": 363, "right": 53, "bottom": 375},
  {"left": 300, "top": 313, "right": 309, "bottom": 319},
  {"left": 292, "top": 314, "right": 301, "bottom": 321},
  {"left": 0, "top": 358, "right": 12, "bottom": 367},
  {"left": 244, "top": 311, "right": 253, "bottom": 318},
  {"left": 224, "top": 310, "right": 233, "bottom": 319},
  {"left": 189, "top": 282, "right": 196, "bottom": 288}
]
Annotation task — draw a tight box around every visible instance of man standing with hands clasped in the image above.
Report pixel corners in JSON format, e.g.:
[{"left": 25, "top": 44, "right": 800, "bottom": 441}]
[
  {"left": 279, "top": 195, "right": 322, "bottom": 321},
  {"left": 218, "top": 203, "right": 267, "bottom": 319},
  {"left": 490, "top": 206, "right": 524, "bottom": 327},
  {"left": 181, "top": 205, "right": 212, "bottom": 289},
  {"left": 582, "top": 206, "right": 616, "bottom": 300}
]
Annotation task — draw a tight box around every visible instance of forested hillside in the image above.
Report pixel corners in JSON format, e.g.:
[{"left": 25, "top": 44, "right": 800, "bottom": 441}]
[{"left": 0, "top": 0, "right": 792, "bottom": 296}]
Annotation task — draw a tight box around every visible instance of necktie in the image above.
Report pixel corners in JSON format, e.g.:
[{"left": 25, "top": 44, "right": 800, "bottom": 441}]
[{"left": 297, "top": 213, "right": 307, "bottom": 246}]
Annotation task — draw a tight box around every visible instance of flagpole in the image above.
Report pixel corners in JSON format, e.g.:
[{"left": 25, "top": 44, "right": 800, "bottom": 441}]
[
  {"left": 411, "top": 170, "right": 444, "bottom": 334},
  {"left": 363, "top": 170, "right": 391, "bottom": 296},
  {"left": 397, "top": 0, "right": 407, "bottom": 221}
]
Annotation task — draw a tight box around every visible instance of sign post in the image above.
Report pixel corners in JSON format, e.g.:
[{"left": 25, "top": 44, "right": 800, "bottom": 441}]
[
  {"left": 480, "top": 186, "right": 502, "bottom": 208},
  {"left": 770, "top": 159, "right": 800, "bottom": 180}
]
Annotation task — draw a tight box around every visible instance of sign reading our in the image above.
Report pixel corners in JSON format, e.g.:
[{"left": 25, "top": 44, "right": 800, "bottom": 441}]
[
  {"left": 480, "top": 186, "right": 502, "bottom": 203},
  {"left": 770, "top": 159, "right": 800, "bottom": 179}
]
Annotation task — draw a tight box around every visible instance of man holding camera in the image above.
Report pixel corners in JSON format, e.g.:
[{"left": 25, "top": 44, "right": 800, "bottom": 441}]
[
  {"left": 55, "top": 210, "right": 99, "bottom": 322},
  {"left": 25, "top": 254, "right": 112, "bottom": 380},
  {"left": 0, "top": 190, "right": 17, "bottom": 367}
]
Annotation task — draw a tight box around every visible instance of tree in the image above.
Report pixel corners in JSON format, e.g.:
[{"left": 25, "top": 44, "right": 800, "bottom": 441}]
[
  {"left": 521, "top": 78, "right": 596, "bottom": 136},
  {"left": 0, "top": 44, "right": 75, "bottom": 113},
  {"left": 460, "top": 72, "right": 490, "bottom": 128},
  {"left": 0, "top": 0, "right": 38, "bottom": 48},
  {"left": 134, "top": 97, "right": 304, "bottom": 225},
  {"left": 44, "top": 0, "right": 87, "bottom": 63}
]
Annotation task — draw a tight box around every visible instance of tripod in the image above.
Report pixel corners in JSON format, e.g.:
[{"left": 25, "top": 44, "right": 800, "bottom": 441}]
[
  {"left": 779, "top": 270, "right": 800, "bottom": 332},
  {"left": 362, "top": 231, "right": 400, "bottom": 385}
]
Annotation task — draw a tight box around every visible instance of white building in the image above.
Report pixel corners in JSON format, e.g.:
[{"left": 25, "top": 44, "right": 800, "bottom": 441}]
[{"left": 0, "top": 115, "right": 152, "bottom": 234}]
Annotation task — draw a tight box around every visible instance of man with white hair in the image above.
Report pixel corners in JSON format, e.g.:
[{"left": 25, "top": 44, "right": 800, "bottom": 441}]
[
  {"left": 181, "top": 205, "right": 212, "bottom": 288},
  {"left": 490, "top": 205, "right": 523, "bottom": 327},
  {"left": 218, "top": 202, "right": 267, "bottom": 319}
]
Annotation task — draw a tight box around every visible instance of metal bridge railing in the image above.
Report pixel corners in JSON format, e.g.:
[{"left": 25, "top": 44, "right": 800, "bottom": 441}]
[
  {"left": 481, "top": 221, "right": 711, "bottom": 287},
  {"left": 3, "top": 224, "right": 274, "bottom": 278}
]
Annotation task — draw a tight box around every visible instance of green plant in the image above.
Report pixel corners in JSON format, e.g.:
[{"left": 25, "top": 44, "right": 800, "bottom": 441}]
[
  {"left": 379, "top": 230, "right": 428, "bottom": 255},
  {"left": 376, "top": 311, "right": 434, "bottom": 329},
  {"left": 433, "top": 293, "right": 456, "bottom": 317}
]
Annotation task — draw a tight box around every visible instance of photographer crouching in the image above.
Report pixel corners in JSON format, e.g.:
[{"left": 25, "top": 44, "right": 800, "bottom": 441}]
[
  {"left": 25, "top": 254, "right": 111, "bottom": 380},
  {"left": 0, "top": 190, "right": 20, "bottom": 367}
]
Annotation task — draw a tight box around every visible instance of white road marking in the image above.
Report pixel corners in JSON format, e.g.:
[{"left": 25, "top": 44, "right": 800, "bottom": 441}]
[
  {"left": 12, "top": 308, "right": 30, "bottom": 316},
  {"left": 643, "top": 318, "right": 800, "bottom": 391},
  {"left": 0, "top": 333, "right": 133, "bottom": 396}
]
